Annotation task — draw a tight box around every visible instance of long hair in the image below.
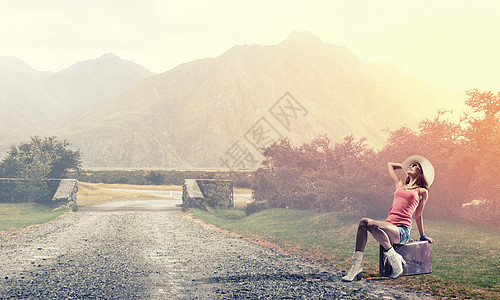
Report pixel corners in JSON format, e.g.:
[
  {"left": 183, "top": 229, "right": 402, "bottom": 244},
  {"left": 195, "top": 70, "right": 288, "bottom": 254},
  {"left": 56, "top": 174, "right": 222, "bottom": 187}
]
[{"left": 405, "top": 167, "right": 429, "bottom": 189}]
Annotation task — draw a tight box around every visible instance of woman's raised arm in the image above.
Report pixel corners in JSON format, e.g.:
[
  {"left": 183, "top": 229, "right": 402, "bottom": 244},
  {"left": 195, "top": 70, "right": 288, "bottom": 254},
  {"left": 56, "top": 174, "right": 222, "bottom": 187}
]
[{"left": 387, "top": 162, "right": 403, "bottom": 188}]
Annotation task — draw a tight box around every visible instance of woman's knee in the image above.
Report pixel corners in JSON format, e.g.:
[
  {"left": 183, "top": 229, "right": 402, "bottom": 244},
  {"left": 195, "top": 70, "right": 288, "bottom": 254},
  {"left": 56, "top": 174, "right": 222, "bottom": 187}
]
[
  {"left": 358, "top": 218, "right": 370, "bottom": 228},
  {"left": 365, "top": 219, "right": 380, "bottom": 232}
]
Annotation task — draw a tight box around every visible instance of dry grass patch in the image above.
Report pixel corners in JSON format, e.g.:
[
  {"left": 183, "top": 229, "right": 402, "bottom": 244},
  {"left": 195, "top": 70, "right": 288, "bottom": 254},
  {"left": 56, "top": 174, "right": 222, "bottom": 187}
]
[
  {"left": 91, "top": 182, "right": 183, "bottom": 191},
  {"left": 234, "top": 187, "right": 253, "bottom": 194},
  {"left": 77, "top": 182, "right": 168, "bottom": 206},
  {"left": 233, "top": 201, "right": 248, "bottom": 210}
]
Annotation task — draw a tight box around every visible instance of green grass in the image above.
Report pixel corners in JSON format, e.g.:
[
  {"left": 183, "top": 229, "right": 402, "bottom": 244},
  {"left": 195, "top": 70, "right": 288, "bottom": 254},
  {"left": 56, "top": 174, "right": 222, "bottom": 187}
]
[
  {"left": 0, "top": 203, "right": 68, "bottom": 231},
  {"left": 190, "top": 208, "right": 500, "bottom": 300}
]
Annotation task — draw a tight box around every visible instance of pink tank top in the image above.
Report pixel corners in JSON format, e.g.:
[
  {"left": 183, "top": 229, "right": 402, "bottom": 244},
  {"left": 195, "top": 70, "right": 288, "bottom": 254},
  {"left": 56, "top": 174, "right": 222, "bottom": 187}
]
[{"left": 385, "top": 187, "right": 421, "bottom": 228}]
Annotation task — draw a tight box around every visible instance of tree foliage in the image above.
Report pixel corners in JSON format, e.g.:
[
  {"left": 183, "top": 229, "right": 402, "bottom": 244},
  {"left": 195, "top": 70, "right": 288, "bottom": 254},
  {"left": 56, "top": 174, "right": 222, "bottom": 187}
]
[
  {"left": 0, "top": 136, "right": 82, "bottom": 179},
  {"left": 252, "top": 135, "right": 385, "bottom": 215},
  {"left": 252, "top": 89, "right": 499, "bottom": 224},
  {"left": 463, "top": 89, "right": 500, "bottom": 200},
  {"left": 0, "top": 137, "right": 82, "bottom": 202}
]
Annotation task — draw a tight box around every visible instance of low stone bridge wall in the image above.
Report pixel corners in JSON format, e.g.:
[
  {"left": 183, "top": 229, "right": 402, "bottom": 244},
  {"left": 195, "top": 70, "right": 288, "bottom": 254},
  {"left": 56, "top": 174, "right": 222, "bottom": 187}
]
[
  {"left": 0, "top": 178, "right": 78, "bottom": 211},
  {"left": 182, "top": 179, "right": 233, "bottom": 210},
  {"left": 51, "top": 179, "right": 78, "bottom": 211}
]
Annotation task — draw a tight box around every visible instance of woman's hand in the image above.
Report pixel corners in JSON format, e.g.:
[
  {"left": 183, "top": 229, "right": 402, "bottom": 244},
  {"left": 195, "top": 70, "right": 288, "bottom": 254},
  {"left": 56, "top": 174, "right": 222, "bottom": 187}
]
[{"left": 421, "top": 236, "right": 435, "bottom": 243}]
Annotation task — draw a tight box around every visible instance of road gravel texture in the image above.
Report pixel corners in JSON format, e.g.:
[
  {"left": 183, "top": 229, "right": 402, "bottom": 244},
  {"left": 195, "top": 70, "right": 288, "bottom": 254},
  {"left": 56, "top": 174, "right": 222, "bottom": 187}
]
[{"left": 0, "top": 200, "right": 434, "bottom": 299}]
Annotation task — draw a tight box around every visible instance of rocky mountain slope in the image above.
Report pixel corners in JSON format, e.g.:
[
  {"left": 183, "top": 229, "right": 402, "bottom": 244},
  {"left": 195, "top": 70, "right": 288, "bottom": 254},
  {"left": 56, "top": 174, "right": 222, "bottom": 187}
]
[
  {"left": 0, "top": 54, "right": 154, "bottom": 142},
  {"left": 36, "top": 32, "right": 459, "bottom": 169}
]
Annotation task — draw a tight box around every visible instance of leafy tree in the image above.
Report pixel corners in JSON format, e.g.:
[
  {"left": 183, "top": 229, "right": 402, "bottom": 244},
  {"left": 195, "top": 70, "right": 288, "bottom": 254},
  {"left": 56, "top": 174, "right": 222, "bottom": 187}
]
[
  {"left": 462, "top": 89, "right": 500, "bottom": 199},
  {"left": 465, "top": 89, "right": 500, "bottom": 119},
  {"left": 15, "top": 143, "right": 52, "bottom": 202},
  {"left": 414, "top": 113, "right": 468, "bottom": 217},
  {"left": 378, "top": 111, "right": 471, "bottom": 218},
  {"left": 0, "top": 136, "right": 82, "bottom": 179},
  {"left": 252, "top": 135, "right": 380, "bottom": 214},
  {"left": 0, "top": 137, "right": 82, "bottom": 202}
]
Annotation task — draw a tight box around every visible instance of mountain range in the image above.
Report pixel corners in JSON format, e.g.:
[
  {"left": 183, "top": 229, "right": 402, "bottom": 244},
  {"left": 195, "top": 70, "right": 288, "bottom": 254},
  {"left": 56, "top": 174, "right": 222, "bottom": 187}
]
[
  {"left": 0, "top": 53, "right": 153, "bottom": 142},
  {"left": 1, "top": 32, "right": 460, "bottom": 169}
]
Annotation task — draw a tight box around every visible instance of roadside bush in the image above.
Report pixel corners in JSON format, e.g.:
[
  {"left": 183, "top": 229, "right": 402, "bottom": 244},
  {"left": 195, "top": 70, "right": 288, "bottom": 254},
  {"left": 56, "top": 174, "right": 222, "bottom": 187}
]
[
  {"left": 252, "top": 135, "right": 385, "bottom": 215},
  {"left": 146, "top": 171, "right": 166, "bottom": 185},
  {"left": 0, "top": 136, "right": 81, "bottom": 202},
  {"left": 245, "top": 201, "right": 269, "bottom": 215},
  {"left": 459, "top": 199, "right": 500, "bottom": 226},
  {"left": 0, "top": 136, "right": 81, "bottom": 179},
  {"left": 233, "top": 201, "right": 248, "bottom": 211}
]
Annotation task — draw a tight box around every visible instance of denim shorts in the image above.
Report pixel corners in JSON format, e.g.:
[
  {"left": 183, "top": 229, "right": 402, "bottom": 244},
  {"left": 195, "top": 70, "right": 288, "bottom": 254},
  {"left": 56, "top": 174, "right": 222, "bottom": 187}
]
[{"left": 397, "top": 225, "right": 411, "bottom": 245}]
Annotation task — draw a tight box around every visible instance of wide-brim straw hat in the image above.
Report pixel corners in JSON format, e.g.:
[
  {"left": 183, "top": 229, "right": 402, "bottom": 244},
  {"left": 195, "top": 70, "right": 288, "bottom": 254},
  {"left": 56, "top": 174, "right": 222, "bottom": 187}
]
[{"left": 402, "top": 155, "right": 435, "bottom": 187}]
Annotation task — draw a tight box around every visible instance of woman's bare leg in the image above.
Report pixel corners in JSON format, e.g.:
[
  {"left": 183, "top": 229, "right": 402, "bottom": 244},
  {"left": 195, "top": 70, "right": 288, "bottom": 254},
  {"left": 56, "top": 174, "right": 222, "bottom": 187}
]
[
  {"left": 355, "top": 218, "right": 369, "bottom": 252},
  {"left": 355, "top": 218, "right": 401, "bottom": 251}
]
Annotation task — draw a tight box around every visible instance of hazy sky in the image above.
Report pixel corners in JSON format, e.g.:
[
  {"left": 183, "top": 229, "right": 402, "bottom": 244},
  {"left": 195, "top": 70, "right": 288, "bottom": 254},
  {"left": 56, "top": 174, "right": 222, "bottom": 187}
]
[{"left": 1, "top": 0, "right": 498, "bottom": 92}]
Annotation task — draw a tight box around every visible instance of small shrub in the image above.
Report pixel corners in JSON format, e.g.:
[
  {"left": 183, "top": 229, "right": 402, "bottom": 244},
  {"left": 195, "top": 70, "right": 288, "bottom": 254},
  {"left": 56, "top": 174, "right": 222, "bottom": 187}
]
[
  {"left": 245, "top": 201, "right": 269, "bottom": 215},
  {"left": 459, "top": 199, "right": 500, "bottom": 226},
  {"left": 233, "top": 201, "right": 248, "bottom": 211}
]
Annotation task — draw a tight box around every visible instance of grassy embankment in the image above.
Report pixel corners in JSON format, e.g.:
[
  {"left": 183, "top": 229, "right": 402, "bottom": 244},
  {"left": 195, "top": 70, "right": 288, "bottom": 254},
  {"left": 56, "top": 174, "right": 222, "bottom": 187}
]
[
  {"left": 0, "top": 203, "right": 69, "bottom": 231},
  {"left": 190, "top": 208, "right": 499, "bottom": 300}
]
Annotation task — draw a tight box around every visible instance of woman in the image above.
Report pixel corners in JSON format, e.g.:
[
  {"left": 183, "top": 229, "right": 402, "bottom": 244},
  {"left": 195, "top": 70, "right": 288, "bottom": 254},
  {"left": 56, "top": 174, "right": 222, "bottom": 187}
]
[{"left": 342, "top": 155, "right": 435, "bottom": 282}]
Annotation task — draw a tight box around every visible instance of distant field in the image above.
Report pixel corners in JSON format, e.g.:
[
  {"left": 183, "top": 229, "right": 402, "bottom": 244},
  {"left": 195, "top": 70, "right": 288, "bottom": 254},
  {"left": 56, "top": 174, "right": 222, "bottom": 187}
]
[
  {"left": 77, "top": 182, "right": 170, "bottom": 206},
  {"left": 88, "top": 182, "right": 184, "bottom": 191},
  {"left": 190, "top": 208, "right": 500, "bottom": 300},
  {"left": 83, "top": 182, "right": 252, "bottom": 194}
]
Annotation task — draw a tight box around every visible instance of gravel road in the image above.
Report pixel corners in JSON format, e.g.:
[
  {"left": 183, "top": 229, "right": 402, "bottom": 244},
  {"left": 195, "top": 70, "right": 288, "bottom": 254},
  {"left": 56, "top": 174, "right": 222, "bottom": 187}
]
[{"left": 0, "top": 199, "right": 433, "bottom": 299}]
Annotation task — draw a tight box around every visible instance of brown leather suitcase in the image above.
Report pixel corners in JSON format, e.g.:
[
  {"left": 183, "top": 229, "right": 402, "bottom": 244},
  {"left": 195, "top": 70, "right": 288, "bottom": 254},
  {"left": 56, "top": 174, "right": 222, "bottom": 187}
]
[{"left": 379, "top": 241, "right": 432, "bottom": 276}]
